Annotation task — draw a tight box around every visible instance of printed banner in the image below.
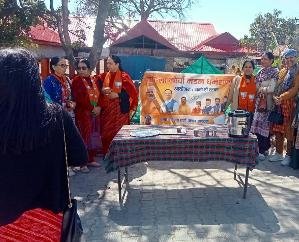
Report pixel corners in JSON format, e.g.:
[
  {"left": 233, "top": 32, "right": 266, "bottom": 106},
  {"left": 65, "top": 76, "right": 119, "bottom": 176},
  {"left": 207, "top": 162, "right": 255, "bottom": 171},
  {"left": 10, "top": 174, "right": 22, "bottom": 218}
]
[{"left": 140, "top": 71, "right": 235, "bottom": 125}]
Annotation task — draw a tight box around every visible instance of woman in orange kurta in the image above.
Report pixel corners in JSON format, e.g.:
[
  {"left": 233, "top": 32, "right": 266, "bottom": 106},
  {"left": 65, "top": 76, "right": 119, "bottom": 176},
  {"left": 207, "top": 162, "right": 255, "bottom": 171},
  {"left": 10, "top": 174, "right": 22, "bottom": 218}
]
[
  {"left": 98, "top": 55, "right": 138, "bottom": 155},
  {"left": 72, "top": 59, "right": 101, "bottom": 171}
]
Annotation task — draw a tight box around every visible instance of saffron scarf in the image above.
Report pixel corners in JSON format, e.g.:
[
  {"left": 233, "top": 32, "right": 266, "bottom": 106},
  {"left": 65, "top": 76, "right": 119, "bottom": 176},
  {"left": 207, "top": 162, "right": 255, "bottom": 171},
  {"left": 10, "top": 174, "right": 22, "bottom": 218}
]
[
  {"left": 81, "top": 76, "right": 100, "bottom": 107},
  {"left": 103, "top": 70, "right": 122, "bottom": 94},
  {"left": 238, "top": 75, "right": 256, "bottom": 112}
]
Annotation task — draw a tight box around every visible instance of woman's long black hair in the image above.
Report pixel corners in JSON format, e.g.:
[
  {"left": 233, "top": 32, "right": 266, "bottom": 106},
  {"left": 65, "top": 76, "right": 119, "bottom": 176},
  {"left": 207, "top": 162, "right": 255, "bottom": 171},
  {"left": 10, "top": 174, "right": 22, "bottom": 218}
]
[{"left": 0, "top": 48, "right": 56, "bottom": 154}]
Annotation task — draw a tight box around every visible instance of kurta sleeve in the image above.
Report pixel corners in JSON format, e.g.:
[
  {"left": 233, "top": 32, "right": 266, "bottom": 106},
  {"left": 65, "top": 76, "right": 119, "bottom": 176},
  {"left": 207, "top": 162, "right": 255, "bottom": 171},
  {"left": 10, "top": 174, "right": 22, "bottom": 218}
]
[
  {"left": 63, "top": 111, "right": 88, "bottom": 167},
  {"left": 43, "top": 75, "right": 63, "bottom": 105},
  {"left": 121, "top": 72, "right": 138, "bottom": 111},
  {"left": 43, "top": 76, "right": 59, "bottom": 103}
]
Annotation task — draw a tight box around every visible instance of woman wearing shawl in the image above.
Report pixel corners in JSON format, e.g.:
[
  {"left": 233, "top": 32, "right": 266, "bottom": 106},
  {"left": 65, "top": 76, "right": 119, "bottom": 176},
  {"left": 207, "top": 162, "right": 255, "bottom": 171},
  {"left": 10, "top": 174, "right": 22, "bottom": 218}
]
[
  {"left": 72, "top": 59, "right": 101, "bottom": 170},
  {"left": 43, "top": 57, "right": 75, "bottom": 110},
  {"left": 0, "top": 48, "right": 87, "bottom": 240},
  {"left": 43, "top": 57, "right": 77, "bottom": 176},
  {"left": 269, "top": 49, "right": 299, "bottom": 165},
  {"left": 250, "top": 52, "right": 278, "bottom": 161},
  {"left": 98, "top": 55, "right": 138, "bottom": 155}
]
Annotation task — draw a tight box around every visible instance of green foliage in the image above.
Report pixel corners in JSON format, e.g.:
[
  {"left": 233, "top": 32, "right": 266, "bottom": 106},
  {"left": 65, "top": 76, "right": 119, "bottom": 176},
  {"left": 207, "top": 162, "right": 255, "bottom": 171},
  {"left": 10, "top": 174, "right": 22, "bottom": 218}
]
[
  {"left": 240, "top": 9, "right": 297, "bottom": 52},
  {"left": 77, "top": 0, "right": 194, "bottom": 20},
  {"left": 0, "top": 0, "right": 47, "bottom": 47}
]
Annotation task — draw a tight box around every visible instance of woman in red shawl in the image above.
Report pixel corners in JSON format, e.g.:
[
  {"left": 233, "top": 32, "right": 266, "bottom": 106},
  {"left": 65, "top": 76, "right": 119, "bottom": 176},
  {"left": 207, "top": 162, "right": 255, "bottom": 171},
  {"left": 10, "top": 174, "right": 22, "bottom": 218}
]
[
  {"left": 98, "top": 55, "right": 138, "bottom": 155},
  {"left": 72, "top": 59, "right": 102, "bottom": 170}
]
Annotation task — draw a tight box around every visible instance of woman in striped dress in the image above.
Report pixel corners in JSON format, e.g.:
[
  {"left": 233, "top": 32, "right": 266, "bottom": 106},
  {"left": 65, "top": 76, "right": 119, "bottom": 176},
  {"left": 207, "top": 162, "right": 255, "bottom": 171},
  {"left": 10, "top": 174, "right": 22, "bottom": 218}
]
[
  {"left": 98, "top": 55, "right": 138, "bottom": 155},
  {"left": 250, "top": 52, "right": 279, "bottom": 161}
]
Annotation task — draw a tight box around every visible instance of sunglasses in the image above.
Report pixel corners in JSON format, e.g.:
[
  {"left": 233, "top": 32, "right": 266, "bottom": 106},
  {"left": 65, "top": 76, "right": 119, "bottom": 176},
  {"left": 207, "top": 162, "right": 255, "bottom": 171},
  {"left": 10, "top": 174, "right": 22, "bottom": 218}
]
[
  {"left": 57, "top": 64, "right": 68, "bottom": 68},
  {"left": 77, "top": 66, "right": 88, "bottom": 70}
]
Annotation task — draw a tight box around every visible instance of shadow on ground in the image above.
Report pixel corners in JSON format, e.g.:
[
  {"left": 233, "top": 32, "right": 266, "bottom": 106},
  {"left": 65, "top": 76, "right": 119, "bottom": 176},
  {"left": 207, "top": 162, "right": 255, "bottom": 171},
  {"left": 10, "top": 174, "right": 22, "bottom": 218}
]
[{"left": 109, "top": 186, "right": 279, "bottom": 234}]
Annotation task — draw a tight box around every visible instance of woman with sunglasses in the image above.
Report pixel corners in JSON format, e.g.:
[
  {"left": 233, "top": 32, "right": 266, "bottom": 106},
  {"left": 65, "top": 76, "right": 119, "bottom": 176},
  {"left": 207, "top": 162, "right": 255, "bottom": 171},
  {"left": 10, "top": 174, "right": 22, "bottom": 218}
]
[
  {"left": 43, "top": 57, "right": 76, "bottom": 111},
  {"left": 71, "top": 59, "right": 101, "bottom": 171},
  {"left": 43, "top": 57, "right": 77, "bottom": 176}
]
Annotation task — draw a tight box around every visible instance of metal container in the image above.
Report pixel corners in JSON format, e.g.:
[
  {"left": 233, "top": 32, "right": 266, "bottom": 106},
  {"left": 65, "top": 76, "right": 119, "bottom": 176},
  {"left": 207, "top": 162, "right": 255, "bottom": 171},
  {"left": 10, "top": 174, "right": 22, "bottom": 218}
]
[{"left": 227, "top": 110, "right": 251, "bottom": 138}]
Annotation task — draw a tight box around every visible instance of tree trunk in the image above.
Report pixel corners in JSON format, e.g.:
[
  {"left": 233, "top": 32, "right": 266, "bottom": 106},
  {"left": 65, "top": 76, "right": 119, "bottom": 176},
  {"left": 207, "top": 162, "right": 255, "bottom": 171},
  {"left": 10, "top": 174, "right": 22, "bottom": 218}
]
[
  {"left": 88, "top": 0, "right": 112, "bottom": 70},
  {"left": 61, "top": 0, "right": 76, "bottom": 68}
]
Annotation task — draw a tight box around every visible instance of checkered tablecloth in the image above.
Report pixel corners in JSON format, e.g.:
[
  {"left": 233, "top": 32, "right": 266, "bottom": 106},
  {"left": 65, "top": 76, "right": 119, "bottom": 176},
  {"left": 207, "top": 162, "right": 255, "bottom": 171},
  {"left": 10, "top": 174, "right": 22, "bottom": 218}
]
[{"left": 103, "top": 125, "right": 258, "bottom": 173}]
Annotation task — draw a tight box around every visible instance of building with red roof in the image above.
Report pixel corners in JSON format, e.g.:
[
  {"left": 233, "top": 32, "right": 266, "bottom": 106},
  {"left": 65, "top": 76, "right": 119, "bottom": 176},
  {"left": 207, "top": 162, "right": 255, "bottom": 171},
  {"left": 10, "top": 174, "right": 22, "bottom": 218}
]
[
  {"left": 110, "top": 20, "right": 259, "bottom": 72},
  {"left": 27, "top": 19, "right": 259, "bottom": 75}
]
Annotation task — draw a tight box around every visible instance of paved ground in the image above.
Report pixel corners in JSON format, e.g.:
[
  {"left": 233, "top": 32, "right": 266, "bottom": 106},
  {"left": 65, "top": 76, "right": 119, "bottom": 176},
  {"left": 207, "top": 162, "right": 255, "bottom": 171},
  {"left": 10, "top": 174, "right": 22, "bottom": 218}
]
[{"left": 70, "top": 156, "right": 299, "bottom": 242}]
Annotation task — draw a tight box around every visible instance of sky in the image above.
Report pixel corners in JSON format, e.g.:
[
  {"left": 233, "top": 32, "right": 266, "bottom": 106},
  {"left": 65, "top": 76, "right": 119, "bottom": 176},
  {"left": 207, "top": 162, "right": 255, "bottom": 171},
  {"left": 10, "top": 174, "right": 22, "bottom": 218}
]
[
  {"left": 50, "top": 0, "right": 299, "bottom": 39},
  {"left": 186, "top": 0, "right": 299, "bottom": 38}
]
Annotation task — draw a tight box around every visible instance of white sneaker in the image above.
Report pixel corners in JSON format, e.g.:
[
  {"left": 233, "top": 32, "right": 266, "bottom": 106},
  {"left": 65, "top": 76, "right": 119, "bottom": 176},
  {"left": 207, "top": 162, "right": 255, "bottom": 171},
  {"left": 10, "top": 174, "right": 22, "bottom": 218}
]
[
  {"left": 269, "top": 153, "right": 284, "bottom": 162},
  {"left": 68, "top": 168, "right": 76, "bottom": 176},
  {"left": 258, "top": 153, "right": 266, "bottom": 161},
  {"left": 281, "top": 155, "right": 291, "bottom": 166}
]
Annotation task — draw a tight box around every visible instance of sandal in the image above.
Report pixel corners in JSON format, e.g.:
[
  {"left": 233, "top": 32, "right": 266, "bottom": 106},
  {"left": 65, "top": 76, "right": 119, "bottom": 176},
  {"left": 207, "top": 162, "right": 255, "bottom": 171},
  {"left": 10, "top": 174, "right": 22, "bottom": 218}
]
[
  {"left": 80, "top": 166, "right": 90, "bottom": 173},
  {"left": 88, "top": 162, "right": 101, "bottom": 167},
  {"left": 72, "top": 167, "right": 81, "bottom": 172}
]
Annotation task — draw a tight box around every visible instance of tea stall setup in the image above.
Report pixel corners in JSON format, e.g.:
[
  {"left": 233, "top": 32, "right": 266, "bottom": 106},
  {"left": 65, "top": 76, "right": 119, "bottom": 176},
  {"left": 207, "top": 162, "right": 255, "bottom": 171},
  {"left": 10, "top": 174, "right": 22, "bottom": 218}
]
[{"left": 103, "top": 110, "right": 257, "bottom": 204}]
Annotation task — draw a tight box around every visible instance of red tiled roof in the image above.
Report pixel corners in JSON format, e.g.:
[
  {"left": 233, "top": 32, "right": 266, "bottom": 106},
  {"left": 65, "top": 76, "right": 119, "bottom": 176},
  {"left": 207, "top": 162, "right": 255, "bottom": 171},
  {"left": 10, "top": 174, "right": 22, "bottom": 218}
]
[
  {"left": 29, "top": 25, "right": 61, "bottom": 45},
  {"left": 111, "top": 20, "right": 178, "bottom": 50},
  {"left": 193, "top": 32, "right": 239, "bottom": 51},
  {"left": 148, "top": 20, "right": 217, "bottom": 51},
  {"left": 192, "top": 32, "right": 258, "bottom": 55},
  {"left": 111, "top": 20, "right": 217, "bottom": 51}
]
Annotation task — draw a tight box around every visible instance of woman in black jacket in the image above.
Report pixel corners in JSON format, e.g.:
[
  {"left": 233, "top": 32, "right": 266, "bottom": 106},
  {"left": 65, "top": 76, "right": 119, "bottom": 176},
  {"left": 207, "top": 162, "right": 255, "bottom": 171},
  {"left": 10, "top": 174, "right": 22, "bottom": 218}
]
[{"left": 0, "top": 48, "right": 87, "bottom": 240}]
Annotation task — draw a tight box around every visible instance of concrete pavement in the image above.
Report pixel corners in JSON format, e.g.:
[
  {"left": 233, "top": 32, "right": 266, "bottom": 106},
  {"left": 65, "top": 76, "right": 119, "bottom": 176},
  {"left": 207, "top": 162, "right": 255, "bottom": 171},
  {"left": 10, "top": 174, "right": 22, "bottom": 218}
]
[{"left": 70, "top": 157, "right": 299, "bottom": 242}]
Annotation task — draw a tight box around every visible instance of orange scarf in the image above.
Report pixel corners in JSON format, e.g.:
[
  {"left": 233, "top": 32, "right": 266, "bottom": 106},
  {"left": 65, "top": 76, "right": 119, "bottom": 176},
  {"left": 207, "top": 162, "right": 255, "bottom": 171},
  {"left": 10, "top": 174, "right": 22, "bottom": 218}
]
[
  {"left": 103, "top": 71, "right": 122, "bottom": 94},
  {"left": 81, "top": 76, "right": 100, "bottom": 107},
  {"left": 238, "top": 75, "right": 256, "bottom": 112}
]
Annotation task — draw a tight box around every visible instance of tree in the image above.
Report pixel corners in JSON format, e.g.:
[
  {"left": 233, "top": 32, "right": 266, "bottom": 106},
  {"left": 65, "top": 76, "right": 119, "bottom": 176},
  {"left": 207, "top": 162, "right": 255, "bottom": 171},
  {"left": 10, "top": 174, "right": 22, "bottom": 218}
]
[
  {"left": 240, "top": 9, "right": 297, "bottom": 52},
  {"left": 51, "top": 0, "right": 194, "bottom": 69},
  {"left": 79, "top": 0, "right": 194, "bottom": 20},
  {"left": 0, "top": 0, "right": 47, "bottom": 47},
  {"left": 49, "top": 0, "right": 112, "bottom": 69}
]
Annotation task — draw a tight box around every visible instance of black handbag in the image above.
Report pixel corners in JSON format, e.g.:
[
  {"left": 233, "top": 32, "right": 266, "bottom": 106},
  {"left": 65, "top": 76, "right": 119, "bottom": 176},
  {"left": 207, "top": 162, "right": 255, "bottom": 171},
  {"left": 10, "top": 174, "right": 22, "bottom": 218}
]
[
  {"left": 268, "top": 105, "right": 284, "bottom": 125},
  {"left": 61, "top": 118, "right": 83, "bottom": 242},
  {"left": 290, "top": 148, "right": 299, "bottom": 169},
  {"left": 61, "top": 199, "right": 83, "bottom": 242}
]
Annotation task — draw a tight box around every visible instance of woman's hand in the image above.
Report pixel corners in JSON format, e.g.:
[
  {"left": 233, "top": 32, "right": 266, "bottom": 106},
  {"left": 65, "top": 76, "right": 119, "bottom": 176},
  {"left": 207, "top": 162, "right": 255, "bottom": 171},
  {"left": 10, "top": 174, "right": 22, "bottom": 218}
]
[
  {"left": 102, "top": 87, "right": 112, "bottom": 95},
  {"left": 92, "top": 106, "right": 101, "bottom": 116},
  {"left": 258, "top": 87, "right": 265, "bottom": 94},
  {"left": 67, "top": 101, "right": 76, "bottom": 110},
  {"left": 258, "top": 92, "right": 265, "bottom": 99}
]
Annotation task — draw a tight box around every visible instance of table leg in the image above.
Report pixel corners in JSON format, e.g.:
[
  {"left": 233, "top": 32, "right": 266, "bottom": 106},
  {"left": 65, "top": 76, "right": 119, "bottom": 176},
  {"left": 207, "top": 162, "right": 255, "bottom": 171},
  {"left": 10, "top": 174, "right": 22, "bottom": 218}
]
[
  {"left": 125, "top": 166, "right": 129, "bottom": 184},
  {"left": 118, "top": 169, "right": 121, "bottom": 204},
  {"left": 243, "top": 167, "right": 250, "bottom": 199},
  {"left": 234, "top": 163, "right": 238, "bottom": 180}
]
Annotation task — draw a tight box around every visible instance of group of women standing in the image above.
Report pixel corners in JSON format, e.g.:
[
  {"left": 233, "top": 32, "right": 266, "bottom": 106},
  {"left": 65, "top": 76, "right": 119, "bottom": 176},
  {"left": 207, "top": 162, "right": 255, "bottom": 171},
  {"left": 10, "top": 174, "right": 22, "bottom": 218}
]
[
  {"left": 226, "top": 49, "right": 299, "bottom": 167},
  {"left": 43, "top": 55, "right": 138, "bottom": 174}
]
